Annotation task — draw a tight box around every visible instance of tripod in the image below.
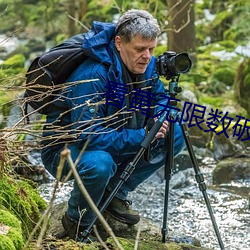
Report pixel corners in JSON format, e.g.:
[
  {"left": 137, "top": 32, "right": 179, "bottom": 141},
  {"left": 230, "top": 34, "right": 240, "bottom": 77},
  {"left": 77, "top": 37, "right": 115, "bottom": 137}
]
[
  {"left": 82, "top": 77, "right": 225, "bottom": 250},
  {"left": 161, "top": 78, "right": 225, "bottom": 250}
]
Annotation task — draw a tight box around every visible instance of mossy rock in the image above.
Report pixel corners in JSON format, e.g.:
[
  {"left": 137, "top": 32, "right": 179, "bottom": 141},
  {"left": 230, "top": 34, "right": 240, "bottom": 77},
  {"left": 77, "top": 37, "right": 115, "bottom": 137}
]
[
  {"left": 0, "top": 175, "right": 47, "bottom": 239},
  {"left": 235, "top": 57, "right": 250, "bottom": 116},
  {"left": 0, "top": 209, "right": 24, "bottom": 250},
  {"left": 213, "top": 67, "right": 235, "bottom": 86},
  {"left": 213, "top": 157, "right": 250, "bottom": 184},
  {"left": 106, "top": 237, "right": 210, "bottom": 250}
]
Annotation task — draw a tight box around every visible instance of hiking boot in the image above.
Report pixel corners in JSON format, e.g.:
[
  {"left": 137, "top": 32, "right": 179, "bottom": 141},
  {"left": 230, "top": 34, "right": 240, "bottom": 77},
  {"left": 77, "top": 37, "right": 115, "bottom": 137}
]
[
  {"left": 61, "top": 213, "right": 97, "bottom": 243},
  {"left": 105, "top": 196, "right": 140, "bottom": 225}
]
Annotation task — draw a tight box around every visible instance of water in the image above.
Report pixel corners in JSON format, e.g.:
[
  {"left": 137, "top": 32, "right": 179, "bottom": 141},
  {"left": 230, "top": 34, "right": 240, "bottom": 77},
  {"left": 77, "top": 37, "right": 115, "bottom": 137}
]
[
  {"left": 38, "top": 157, "right": 250, "bottom": 250},
  {"left": 129, "top": 158, "right": 250, "bottom": 250}
]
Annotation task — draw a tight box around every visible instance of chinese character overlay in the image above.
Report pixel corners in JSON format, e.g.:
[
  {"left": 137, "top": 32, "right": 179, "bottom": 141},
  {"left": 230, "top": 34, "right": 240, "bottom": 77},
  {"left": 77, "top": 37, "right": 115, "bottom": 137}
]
[
  {"left": 188, "top": 104, "right": 206, "bottom": 130},
  {"left": 104, "top": 81, "right": 250, "bottom": 140},
  {"left": 105, "top": 81, "right": 130, "bottom": 108},
  {"left": 128, "top": 88, "right": 155, "bottom": 117}
]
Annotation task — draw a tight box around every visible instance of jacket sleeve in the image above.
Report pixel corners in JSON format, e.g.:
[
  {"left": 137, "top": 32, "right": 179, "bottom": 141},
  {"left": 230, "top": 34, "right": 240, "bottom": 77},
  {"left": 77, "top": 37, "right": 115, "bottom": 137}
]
[{"left": 65, "top": 60, "right": 146, "bottom": 156}]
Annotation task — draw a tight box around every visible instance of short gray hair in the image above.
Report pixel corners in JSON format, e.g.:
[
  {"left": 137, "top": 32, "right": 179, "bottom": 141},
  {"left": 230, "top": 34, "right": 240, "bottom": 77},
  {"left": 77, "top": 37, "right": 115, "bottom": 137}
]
[{"left": 115, "top": 9, "right": 160, "bottom": 43}]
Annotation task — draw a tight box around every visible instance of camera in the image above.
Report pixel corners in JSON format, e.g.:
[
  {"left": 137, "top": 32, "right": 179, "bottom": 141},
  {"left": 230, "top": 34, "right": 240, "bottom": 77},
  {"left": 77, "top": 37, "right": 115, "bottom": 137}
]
[{"left": 156, "top": 51, "right": 192, "bottom": 79}]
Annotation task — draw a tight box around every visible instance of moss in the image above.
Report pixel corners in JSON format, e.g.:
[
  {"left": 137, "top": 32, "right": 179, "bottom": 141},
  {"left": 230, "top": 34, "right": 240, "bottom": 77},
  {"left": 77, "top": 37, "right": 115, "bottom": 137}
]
[
  {"left": 29, "top": 239, "right": 97, "bottom": 250},
  {"left": 7, "top": 228, "right": 24, "bottom": 249},
  {"left": 0, "top": 235, "right": 16, "bottom": 250},
  {"left": 105, "top": 237, "right": 207, "bottom": 250},
  {"left": 1, "top": 54, "right": 25, "bottom": 69},
  {"left": 0, "top": 209, "right": 24, "bottom": 249},
  {"left": 0, "top": 54, "right": 26, "bottom": 86},
  {"left": 199, "top": 94, "right": 224, "bottom": 108},
  {"left": 213, "top": 67, "right": 235, "bottom": 86},
  {"left": 235, "top": 57, "right": 250, "bottom": 116},
  {"left": 0, "top": 209, "right": 21, "bottom": 229},
  {"left": 217, "top": 40, "right": 237, "bottom": 51},
  {"left": 0, "top": 175, "right": 47, "bottom": 239}
]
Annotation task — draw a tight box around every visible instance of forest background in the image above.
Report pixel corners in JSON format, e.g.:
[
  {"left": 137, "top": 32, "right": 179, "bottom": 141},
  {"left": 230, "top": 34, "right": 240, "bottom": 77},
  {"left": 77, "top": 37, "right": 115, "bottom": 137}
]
[
  {"left": 0, "top": 0, "right": 250, "bottom": 124},
  {"left": 0, "top": 1, "right": 250, "bottom": 249}
]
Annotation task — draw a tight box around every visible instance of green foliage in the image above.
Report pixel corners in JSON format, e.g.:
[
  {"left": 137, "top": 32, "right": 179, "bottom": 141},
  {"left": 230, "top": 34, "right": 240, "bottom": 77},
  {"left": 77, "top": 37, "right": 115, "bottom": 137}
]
[
  {"left": 192, "top": 41, "right": 241, "bottom": 95},
  {"left": 224, "top": 1, "right": 250, "bottom": 44},
  {"left": 154, "top": 44, "right": 167, "bottom": 57},
  {"left": 199, "top": 94, "right": 225, "bottom": 108},
  {"left": 196, "top": 0, "right": 250, "bottom": 47},
  {"left": 0, "top": 0, "right": 249, "bottom": 119},
  {"left": 0, "top": 54, "right": 26, "bottom": 85},
  {"left": 213, "top": 67, "right": 235, "bottom": 86},
  {"left": 235, "top": 57, "right": 250, "bottom": 116},
  {"left": 1, "top": 54, "right": 25, "bottom": 69},
  {"left": 55, "top": 33, "right": 69, "bottom": 45},
  {"left": 209, "top": 10, "right": 234, "bottom": 42},
  {"left": 217, "top": 40, "right": 237, "bottom": 52}
]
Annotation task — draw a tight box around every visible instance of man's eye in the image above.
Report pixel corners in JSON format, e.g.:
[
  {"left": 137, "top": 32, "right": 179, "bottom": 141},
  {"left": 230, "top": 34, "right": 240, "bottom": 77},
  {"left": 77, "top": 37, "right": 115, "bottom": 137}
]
[{"left": 136, "top": 48, "right": 144, "bottom": 52}]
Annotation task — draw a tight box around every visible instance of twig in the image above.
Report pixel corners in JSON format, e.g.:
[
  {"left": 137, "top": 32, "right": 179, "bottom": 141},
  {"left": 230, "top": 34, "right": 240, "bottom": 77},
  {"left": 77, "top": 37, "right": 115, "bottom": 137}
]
[
  {"left": 61, "top": 148, "right": 124, "bottom": 250},
  {"left": 68, "top": 14, "right": 89, "bottom": 31},
  {"left": 93, "top": 225, "right": 109, "bottom": 250},
  {"left": 22, "top": 154, "right": 65, "bottom": 249},
  {"left": 134, "top": 219, "right": 142, "bottom": 250}
]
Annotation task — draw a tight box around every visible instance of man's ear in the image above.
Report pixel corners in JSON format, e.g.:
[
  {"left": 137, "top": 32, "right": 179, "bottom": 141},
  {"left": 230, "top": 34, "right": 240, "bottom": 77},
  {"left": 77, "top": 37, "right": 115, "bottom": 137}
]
[{"left": 115, "top": 36, "right": 122, "bottom": 51}]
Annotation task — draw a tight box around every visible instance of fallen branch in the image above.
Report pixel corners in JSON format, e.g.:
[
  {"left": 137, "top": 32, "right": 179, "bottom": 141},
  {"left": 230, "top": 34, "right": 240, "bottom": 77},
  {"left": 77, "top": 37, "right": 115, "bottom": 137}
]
[{"left": 61, "top": 148, "right": 124, "bottom": 250}]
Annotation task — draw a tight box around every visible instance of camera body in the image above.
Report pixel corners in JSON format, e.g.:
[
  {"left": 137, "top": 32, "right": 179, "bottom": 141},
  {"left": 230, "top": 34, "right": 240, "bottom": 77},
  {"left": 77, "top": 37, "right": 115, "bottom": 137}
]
[{"left": 156, "top": 51, "right": 192, "bottom": 79}]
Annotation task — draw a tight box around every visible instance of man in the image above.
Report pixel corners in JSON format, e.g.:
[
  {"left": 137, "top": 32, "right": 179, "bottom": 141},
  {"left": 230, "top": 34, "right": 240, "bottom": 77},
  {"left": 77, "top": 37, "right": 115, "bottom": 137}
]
[{"left": 41, "top": 9, "right": 185, "bottom": 241}]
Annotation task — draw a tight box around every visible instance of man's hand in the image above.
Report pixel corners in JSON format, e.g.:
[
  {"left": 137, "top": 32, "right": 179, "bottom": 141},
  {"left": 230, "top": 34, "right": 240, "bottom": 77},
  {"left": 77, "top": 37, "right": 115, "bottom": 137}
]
[{"left": 154, "top": 118, "right": 169, "bottom": 139}]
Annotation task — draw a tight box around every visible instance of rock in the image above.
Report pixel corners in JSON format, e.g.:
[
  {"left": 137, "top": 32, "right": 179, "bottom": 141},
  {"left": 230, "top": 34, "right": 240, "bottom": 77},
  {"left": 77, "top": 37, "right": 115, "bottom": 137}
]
[
  {"left": 43, "top": 201, "right": 212, "bottom": 250},
  {"left": 213, "top": 157, "right": 250, "bottom": 184},
  {"left": 170, "top": 168, "right": 193, "bottom": 189}
]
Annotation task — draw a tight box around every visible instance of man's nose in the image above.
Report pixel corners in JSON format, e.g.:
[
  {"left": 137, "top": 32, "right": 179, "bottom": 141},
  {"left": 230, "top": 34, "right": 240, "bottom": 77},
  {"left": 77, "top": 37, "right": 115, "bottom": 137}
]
[{"left": 142, "top": 49, "right": 151, "bottom": 59}]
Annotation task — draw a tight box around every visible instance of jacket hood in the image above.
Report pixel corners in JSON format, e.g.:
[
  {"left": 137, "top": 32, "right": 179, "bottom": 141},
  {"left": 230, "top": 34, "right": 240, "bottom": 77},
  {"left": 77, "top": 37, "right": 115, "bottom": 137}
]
[{"left": 82, "top": 21, "right": 116, "bottom": 65}]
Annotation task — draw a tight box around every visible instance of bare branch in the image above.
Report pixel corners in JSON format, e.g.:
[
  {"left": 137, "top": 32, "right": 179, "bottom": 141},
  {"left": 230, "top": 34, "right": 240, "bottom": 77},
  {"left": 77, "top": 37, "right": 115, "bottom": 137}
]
[{"left": 62, "top": 148, "right": 124, "bottom": 250}]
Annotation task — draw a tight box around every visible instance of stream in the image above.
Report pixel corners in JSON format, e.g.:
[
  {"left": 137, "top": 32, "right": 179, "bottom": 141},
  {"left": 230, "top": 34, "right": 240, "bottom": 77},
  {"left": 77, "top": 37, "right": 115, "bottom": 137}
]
[{"left": 38, "top": 156, "right": 250, "bottom": 250}]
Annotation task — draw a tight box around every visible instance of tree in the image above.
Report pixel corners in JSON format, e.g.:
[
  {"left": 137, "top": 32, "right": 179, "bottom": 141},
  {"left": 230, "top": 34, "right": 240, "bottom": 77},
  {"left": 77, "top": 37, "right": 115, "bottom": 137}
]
[
  {"left": 166, "top": 0, "right": 196, "bottom": 62},
  {"left": 66, "top": 0, "right": 88, "bottom": 36}
]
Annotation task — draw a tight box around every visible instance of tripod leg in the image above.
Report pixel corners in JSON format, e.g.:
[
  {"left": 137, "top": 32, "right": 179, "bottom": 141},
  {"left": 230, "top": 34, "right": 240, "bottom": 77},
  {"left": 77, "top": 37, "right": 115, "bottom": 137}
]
[
  {"left": 81, "top": 115, "right": 167, "bottom": 240},
  {"left": 162, "top": 121, "right": 175, "bottom": 243},
  {"left": 180, "top": 122, "right": 225, "bottom": 250}
]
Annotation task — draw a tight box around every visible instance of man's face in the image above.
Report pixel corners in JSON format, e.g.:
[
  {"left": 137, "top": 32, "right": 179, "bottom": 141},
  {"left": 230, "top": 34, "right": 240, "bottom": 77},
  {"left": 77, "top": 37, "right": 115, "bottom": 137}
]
[{"left": 115, "top": 35, "right": 157, "bottom": 74}]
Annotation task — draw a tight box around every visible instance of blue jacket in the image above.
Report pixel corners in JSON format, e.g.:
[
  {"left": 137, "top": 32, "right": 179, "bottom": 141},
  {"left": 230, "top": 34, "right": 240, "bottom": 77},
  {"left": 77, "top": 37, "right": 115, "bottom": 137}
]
[{"left": 44, "top": 21, "right": 168, "bottom": 156}]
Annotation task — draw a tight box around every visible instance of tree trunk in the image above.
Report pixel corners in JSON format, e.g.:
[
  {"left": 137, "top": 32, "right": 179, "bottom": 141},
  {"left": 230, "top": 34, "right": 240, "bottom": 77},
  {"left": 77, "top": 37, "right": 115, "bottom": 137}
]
[
  {"left": 167, "top": 0, "right": 196, "bottom": 62},
  {"left": 67, "top": 0, "right": 77, "bottom": 36},
  {"left": 78, "top": 0, "right": 88, "bottom": 20}
]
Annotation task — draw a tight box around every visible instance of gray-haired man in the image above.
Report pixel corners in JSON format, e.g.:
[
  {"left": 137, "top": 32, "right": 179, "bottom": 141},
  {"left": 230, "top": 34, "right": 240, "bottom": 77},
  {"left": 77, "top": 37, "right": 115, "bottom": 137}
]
[{"left": 41, "top": 9, "right": 185, "bottom": 241}]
